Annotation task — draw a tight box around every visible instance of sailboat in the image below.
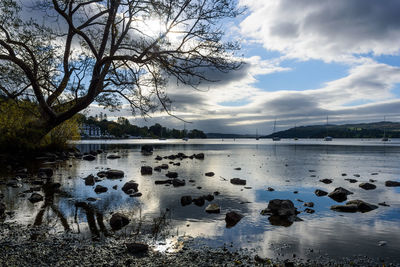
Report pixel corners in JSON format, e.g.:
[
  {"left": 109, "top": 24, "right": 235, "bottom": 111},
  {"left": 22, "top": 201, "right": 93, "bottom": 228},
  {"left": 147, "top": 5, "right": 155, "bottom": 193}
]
[
  {"left": 272, "top": 119, "right": 281, "bottom": 141},
  {"left": 324, "top": 116, "right": 333, "bottom": 141},
  {"left": 382, "top": 116, "right": 389, "bottom": 142},
  {"left": 182, "top": 122, "right": 189, "bottom": 141},
  {"left": 294, "top": 123, "right": 298, "bottom": 140}
]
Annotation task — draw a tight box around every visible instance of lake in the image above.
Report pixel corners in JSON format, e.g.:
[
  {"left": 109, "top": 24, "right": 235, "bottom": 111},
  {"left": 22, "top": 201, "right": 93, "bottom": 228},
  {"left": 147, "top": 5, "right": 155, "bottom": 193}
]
[{"left": 1, "top": 138, "right": 400, "bottom": 262}]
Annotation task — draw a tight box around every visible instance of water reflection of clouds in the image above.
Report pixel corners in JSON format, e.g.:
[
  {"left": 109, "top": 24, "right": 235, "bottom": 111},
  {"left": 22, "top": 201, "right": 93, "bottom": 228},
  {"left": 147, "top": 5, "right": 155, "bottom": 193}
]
[{"left": 2, "top": 140, "right": 400, "bottom": 261}]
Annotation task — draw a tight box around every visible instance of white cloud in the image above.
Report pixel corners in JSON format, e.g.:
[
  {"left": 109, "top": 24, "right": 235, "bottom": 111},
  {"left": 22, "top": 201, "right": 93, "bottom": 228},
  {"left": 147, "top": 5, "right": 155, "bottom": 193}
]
[{"left": 239, "top": 0, "right": 400, "bottom": 63}]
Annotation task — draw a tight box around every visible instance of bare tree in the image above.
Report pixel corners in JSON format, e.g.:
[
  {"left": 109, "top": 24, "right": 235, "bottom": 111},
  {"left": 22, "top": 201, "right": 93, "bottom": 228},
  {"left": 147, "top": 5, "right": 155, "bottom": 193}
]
[{"left": 0, "top": 0, "right": 242, "bottom": 142}]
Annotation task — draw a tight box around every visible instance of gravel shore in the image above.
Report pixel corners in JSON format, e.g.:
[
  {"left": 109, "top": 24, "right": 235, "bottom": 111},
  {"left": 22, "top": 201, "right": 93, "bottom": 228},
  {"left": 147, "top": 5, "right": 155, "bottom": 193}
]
[{"left": 1, "top": 222, "right": 398, "bottom": 267}]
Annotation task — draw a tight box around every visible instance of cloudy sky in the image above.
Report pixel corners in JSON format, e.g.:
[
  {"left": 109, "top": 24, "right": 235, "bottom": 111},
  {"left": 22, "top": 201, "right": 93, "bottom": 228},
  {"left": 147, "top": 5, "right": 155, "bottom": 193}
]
[{"left": 90, "top": 0, "right": 400, "bottom": 134}]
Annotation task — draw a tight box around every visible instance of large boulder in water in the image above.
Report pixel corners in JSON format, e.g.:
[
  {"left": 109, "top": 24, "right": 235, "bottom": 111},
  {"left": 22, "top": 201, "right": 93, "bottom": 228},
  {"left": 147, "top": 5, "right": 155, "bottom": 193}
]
[
  {"left": 260, "top": 199, "right": 302, "bottom": 226},
  {"left": 110, "top": 213, "right": 130, "bottom": 230},
  {"left": 328, "top": 187, "right": 353, "bottom": 202},
  {"left": 122, "top": 181, "right": 139, "bottom": 194}
]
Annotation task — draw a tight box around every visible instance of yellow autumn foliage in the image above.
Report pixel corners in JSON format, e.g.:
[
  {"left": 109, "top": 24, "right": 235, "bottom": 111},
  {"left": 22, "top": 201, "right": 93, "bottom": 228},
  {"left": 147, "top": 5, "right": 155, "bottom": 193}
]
[{"left": 0, "top": 100, "right": 80, "bottom": 151}]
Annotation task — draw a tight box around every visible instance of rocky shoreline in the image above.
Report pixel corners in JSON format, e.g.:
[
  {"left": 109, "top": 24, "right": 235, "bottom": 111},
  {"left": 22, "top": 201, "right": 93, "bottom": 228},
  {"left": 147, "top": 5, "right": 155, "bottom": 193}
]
[{"left": 0, "top": 222, "right": 396, "bottom": 267}]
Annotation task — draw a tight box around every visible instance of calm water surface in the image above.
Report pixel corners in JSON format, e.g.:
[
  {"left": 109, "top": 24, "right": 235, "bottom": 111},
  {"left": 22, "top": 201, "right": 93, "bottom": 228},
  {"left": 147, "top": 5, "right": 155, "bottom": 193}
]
[{"left": 2, "top": 138, "right": 400, "bottom": 262}]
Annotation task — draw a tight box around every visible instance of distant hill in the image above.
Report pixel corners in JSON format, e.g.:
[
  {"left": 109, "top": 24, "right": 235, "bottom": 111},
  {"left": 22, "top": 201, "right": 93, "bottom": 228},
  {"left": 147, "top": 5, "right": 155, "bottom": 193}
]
[{"left": 264, "top": 121, "right": 400, "bottom": 139}]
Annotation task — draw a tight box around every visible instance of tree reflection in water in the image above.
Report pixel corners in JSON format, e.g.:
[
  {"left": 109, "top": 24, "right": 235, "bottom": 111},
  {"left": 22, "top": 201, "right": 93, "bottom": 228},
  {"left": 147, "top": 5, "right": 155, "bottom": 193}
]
[{"left": 31, "top": 179, "right": 110, "bottom": 241}]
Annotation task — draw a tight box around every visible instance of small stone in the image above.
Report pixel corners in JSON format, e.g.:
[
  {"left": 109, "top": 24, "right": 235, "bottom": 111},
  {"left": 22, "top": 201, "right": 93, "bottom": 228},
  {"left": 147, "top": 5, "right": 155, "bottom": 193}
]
[
  {"left": 205, "top": 203, "right": 220, "bottom": 213},
  {"left": 378, "top": 241, "right": 387, "bottom": 246},
  {"left": 28, "top": 193, "right": 43, "bottom": 203},
  {"left": 315, "top": 189, "right": 328, "bottom": 197},
  {"left": 140, "top": 166, "right": 153, "bottom": 175},
  {"left": 107, "top": 155, "right": 121, "bottom": 159},
  {"left": 106, "top": 169, "right": 124, "bottom": 179},
  {"left": 304, "top": 202, "right": 314, "bottom": 208},
  {"left": 319, "top": 178, "right": 333, "bottom": 184},
  {"left": 110, "top": 213, "right": 130, "bottom": 230},
  {"left": 94, "top": 185, "right": 108, "bottom": 193},
  {"left": 304, "top": 208, "right": 315, "bottom": 214},
  {"left": 225, "top": 211, "right": 243, "bottom": 228},
  {"left": 230, "top": 178, "right": 246, "bottom": 185},
  {"left": 359, "top": 182, "right": 376, "bottom": 190},
  {"left": 181, "top": 196, "right": 192, "bottom": 206},
  {"left": 83, "top": 154, "right": 96, "bottom": 161},
  {"left": 166, "top": 171, "right": 178, "bottom": 178},
  {"left": 126, "top": 243, "right": 149, "bottom": 254},
  {"left": 205, "top": 172, "right": 215, "bottom": 177},
  {"left": 267, "top": 187, "right": 274, "bottom": 191},
  {"left": 385, "top": 180, "right": 400, "bottom": 187}
]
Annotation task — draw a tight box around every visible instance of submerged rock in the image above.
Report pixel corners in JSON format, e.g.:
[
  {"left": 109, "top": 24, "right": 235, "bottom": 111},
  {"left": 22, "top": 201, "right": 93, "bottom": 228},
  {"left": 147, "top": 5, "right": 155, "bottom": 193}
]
[
  {"left": 304, "top": 202, "right": 314, "bottom": 208},
  {"left": 331, "top": 200, "right": 378, "bottom": 213},
  {"left": 110, "top": 213, "right": 130, "bottom": 230},
  {"left": 378, "top": 202, "right": 390, "bottom": 207},
  {"left": 205, "top": 203, "right": 220, "bottom": 213},
  {"left": 328, "top": 187, "right": 353, "bottom": 202},
  {"left": 344, "top": 178, "right": 358, "bottom": 183},
  {"left": 225, "top": 211, "right": 243, "bottom": 228},
  {"left": 304, "top": 208, "right": 315, "bottom": 214},
  {"left": 230, "top": 178, "right": 246, "bottom": 185},
  {"left": 359, "top": 182, "right": 376, "bottom": 190}
]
